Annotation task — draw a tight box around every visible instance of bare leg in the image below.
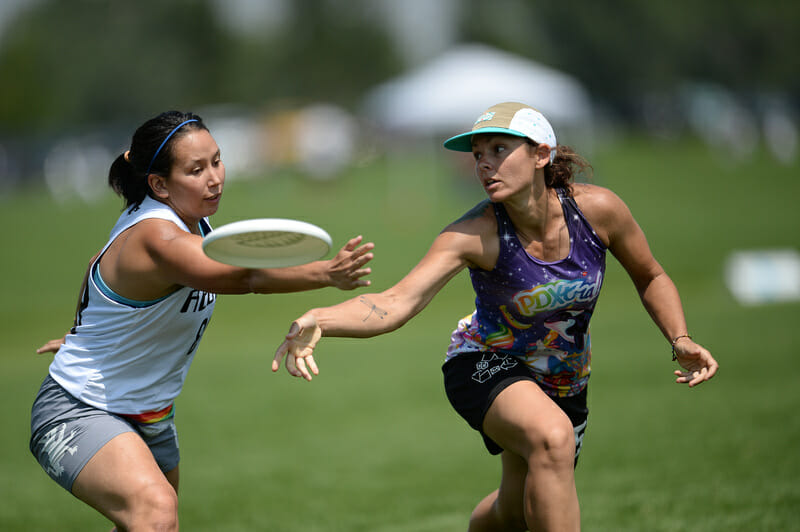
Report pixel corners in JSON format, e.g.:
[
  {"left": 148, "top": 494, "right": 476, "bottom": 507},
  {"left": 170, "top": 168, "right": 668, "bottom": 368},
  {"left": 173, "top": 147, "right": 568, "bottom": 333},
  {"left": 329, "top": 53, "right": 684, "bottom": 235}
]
[
  {"left": 473, "top": 381, "right": 580, "bottom": 531},
  {"left": 72, "top": 432, "right": 179, "bottom": 531},
  {"left": 468, "top": 453, "right": 528, "bottom": 531}
]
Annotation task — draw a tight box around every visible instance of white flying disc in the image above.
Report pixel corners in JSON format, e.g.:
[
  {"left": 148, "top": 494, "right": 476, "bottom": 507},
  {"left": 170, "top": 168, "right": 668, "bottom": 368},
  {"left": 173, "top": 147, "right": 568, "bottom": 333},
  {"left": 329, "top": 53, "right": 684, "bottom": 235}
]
[{"left": 202, "top": 218, "right": 333, "bottom": 268}]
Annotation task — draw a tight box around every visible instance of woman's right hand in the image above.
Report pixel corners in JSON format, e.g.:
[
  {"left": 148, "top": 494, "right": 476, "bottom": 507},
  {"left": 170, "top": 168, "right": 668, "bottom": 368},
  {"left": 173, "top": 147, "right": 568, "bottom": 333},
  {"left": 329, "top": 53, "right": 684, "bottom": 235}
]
[{"left": 272, "top": 312, "right": 322, "bottom": 381}]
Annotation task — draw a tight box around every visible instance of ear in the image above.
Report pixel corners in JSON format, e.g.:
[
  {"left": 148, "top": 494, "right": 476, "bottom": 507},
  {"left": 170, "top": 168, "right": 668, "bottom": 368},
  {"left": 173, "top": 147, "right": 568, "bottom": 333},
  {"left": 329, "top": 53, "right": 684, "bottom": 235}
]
[
  {"left": 147, "top": 173, "right": 169, "bottom": 199},
  {"left": 534, "top": 144, "right": 552, "bottom": 169}
]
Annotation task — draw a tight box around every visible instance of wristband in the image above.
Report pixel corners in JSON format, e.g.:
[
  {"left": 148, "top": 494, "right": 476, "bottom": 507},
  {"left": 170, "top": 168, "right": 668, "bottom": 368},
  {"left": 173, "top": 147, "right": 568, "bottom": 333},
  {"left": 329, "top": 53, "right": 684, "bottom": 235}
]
[{"left": 671, "top": 334, "right": 692, "bottom": 361}]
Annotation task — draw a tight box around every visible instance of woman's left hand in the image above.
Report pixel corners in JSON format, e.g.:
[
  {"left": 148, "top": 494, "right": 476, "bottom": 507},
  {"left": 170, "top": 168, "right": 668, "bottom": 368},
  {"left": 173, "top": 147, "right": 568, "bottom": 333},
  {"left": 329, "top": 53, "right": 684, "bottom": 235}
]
[
  {"left": 672, "top": 337, "right": 718, "bottom": 387},
  {"left": 36, "top": 335, "right": 66, "bottom": 355},
  {"left": 326, "top": 235, "right": 374, "bottom": 290}
]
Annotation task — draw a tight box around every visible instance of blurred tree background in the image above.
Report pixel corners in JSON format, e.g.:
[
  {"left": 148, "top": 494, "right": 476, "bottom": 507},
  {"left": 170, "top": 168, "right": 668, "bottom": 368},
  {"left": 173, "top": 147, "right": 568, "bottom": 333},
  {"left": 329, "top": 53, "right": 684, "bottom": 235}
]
[
  {"left": 0, "top": 0, "right": 402, "bottom": 136},
  {"left": 0, "top": 0, "right": 797, "bottom": 190}
]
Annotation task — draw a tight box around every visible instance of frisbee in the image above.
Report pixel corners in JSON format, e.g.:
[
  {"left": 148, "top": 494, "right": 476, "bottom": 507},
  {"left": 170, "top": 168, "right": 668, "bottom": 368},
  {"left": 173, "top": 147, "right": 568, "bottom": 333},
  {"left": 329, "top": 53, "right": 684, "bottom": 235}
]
[{"left": 202, "top": 218, "right": 333, "bottom": 268}]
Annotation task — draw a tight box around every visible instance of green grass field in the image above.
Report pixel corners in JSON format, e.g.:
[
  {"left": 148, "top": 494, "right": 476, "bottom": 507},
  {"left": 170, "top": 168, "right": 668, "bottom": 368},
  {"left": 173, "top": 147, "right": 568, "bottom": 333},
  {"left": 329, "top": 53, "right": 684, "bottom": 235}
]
[{"left": 2, "top": 136, "right": 798, "bottom": 531}]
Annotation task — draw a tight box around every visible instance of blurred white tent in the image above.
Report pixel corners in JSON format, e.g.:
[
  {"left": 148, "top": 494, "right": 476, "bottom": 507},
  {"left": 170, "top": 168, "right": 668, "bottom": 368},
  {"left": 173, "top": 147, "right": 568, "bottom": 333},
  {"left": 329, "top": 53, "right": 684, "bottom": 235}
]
[{"left": 362, "top": 43, "right": 593, "bottom": 138}]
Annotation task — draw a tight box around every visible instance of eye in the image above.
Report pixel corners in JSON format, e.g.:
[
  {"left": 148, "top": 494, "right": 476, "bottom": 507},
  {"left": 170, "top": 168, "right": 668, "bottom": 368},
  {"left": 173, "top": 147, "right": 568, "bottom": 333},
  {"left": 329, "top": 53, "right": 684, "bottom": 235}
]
[
  {"left": 472, "top": 152, "right": 482, "bottom": 161},
  {"left": 494, "top": 144, "right": 506, "bottom": 154}
]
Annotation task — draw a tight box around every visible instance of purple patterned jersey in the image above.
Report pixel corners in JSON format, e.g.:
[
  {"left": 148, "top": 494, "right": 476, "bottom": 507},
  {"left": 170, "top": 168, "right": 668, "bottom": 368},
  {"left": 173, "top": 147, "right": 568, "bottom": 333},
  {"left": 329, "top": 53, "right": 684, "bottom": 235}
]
[{"left": 446, "top": 188, "right": 607, "bottom": 397}]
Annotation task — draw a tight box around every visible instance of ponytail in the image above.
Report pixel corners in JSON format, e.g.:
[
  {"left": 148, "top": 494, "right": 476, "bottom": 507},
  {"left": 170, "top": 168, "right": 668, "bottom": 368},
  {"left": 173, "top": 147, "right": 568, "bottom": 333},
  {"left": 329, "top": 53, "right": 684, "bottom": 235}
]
[
  {"left": 108, "top": 152, "right": 150, "bottom": 208},
  {"left": 544, "top": 145, "right": 592, "bottom": 194}
]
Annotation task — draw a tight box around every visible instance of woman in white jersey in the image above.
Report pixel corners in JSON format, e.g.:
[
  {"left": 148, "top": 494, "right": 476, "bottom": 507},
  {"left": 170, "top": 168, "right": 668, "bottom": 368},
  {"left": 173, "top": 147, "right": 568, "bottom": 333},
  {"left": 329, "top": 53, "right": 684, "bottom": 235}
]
[
  {"left": 272, "top": 102, "right": 719, "bottom": 531},
  {"left": 30, "top": 110, "right": 374, "bottom": 531}
]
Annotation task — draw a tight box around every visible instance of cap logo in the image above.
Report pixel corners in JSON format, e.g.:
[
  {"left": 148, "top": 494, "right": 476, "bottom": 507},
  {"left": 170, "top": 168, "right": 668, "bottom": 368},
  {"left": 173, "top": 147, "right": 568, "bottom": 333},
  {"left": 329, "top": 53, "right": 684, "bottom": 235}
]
[{"left": 473, "top": 111, "right": 495, "bottom": 126}]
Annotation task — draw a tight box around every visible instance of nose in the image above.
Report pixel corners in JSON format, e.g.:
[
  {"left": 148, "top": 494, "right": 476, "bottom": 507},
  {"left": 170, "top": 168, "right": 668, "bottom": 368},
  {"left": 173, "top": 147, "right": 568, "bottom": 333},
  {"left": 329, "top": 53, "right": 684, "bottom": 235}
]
[
  {"left": 476, "top": 155, "right": 494, "bottom": 172},
  {"left": 208, "top": 165, "right": 224, "bottom": 188}
]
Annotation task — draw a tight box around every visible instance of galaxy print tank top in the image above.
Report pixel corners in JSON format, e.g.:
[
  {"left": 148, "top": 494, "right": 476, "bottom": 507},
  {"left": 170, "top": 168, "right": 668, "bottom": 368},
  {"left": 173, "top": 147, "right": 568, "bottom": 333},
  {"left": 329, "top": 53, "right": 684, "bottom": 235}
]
[{"left": 445, "top": 188, "right": 607, "bottom": 397}]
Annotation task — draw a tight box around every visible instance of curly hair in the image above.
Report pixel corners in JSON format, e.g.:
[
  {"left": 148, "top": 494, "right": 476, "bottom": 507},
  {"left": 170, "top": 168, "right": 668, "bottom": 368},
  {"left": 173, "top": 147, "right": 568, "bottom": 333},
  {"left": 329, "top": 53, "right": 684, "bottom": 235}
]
[{"left": 542, "top": 144, "right": 593, "bottom": 194}]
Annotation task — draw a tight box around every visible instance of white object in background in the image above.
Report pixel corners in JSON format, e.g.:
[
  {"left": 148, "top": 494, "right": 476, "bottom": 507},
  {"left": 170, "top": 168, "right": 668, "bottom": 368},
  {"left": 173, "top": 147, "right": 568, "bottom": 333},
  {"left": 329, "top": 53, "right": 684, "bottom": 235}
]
[{"left": 724, "top": 249, "right": 800, "bottom": 305}]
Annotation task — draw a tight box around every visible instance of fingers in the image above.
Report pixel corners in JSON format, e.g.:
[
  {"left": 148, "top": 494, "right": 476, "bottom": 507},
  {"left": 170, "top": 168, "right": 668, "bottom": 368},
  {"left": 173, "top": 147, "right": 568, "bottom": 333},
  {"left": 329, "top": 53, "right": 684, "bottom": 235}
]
[
  {"left": 285, "top": 321, "right": 301, "bottom": 340},
  {"left": 343, "top": 235, "right": 363, "bottom": 251},
  {"left": 36, "top": 338, "right": 64, "bottom": 354},
  {"left": 340, "top": 237, "right": 375, "bottom": 262},
  {"left": 348, "top": 245, "right": 375, "bottom": 268},
  {"left": 342, "top": 268, "right": 372, "bottom": 289},
  {"left": 673, "top": 366, "right": 715, "bottom": 387},
  {"left": 272, "top": 341, "right": 287, "bottom": 372},
  {"left": 330, "top": 239, "right": 374, "bottom": 289},
  {"left": 673, "top": 342, "right": 718, "bottom": 388},
  {"left": 292, "top": 354, "right": 319, "bottom": 381},
  {"left": 273, "top": 316, "right": 321, "bottom": 380}
]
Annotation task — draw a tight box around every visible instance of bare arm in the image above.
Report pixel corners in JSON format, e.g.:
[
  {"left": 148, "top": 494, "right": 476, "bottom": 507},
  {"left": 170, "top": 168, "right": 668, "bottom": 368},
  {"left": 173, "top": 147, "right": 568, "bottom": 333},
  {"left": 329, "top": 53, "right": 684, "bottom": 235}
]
[
  {"left": 110, "top": 219, "right": 374, "bottom": 298},
  {"left": 272, "top": 213, "right": 491, "bottom": 380},
  {"left": 37, "top": 225, "right": 374, "bottom": 353},
  {"left": 589, "top": 186, "right": 718, "bottom": 387}
]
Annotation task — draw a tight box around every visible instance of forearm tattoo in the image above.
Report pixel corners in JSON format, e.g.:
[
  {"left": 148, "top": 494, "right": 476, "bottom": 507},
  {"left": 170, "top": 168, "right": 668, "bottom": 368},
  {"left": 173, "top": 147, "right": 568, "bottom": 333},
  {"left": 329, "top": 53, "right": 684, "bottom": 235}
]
[{"left": 359, "top": 296, "right": 387, "bottom": 322}]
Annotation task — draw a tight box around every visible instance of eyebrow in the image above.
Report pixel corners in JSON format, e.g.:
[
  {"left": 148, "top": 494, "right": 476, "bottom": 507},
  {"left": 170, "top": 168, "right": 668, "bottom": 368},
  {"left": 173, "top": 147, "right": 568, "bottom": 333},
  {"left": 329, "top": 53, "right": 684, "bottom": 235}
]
[{"left": 186, "top": 149, "right": 221, "bottom": 164}]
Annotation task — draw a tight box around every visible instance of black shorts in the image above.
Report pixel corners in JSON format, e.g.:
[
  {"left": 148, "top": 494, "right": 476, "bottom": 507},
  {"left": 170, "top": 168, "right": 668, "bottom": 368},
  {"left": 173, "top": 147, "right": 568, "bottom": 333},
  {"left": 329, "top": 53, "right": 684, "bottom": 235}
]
[{"left": 442, "top": 352, "right": 588, "bottom": 461}]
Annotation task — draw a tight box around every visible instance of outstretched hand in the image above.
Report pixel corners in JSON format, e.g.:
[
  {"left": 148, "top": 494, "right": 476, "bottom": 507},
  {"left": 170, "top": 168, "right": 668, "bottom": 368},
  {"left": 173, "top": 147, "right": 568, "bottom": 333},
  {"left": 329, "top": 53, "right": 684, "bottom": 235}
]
[
  {"left": 272, "top": 313, "right": 322, "bottom": 381},
  {"left": 327, "top": 236, "right": 374, "bottom": 290},
  {"left": 36, "top": 335, "right": 66, "bottom": 355},
  {"left": 672, "top": 337, "right": 718, "bottom": 387}
]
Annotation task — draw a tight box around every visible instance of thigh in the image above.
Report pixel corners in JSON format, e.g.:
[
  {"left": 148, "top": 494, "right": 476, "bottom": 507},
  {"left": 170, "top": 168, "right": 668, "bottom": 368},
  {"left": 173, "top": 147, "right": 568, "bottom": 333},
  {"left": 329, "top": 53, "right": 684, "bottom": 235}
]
[
  {"left": 72, "top": 431, "right": 176, "bottom": 523},
  {"left": 130, "top": 416, "right": 181, "bottom": 475},
  {"left": 443, "top": 351, "right": 534, "bottom": 454},
  {"left": 30, "top": 376, "right": 133, "bottom": 492},
  {"left": 482, "top": 379, "right": 574, "bottom": 460}
]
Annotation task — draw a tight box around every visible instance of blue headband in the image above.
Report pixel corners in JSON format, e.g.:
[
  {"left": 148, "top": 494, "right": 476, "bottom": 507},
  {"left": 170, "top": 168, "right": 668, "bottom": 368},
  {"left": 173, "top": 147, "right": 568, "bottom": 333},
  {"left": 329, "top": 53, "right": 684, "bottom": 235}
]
[{"left": 145, "top": 119, "right": 199, "bottom": 176}]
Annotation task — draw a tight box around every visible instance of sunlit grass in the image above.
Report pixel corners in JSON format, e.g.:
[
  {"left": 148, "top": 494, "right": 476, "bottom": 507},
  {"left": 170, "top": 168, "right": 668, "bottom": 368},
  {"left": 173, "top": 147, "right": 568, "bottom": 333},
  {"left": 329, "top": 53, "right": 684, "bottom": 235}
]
[{"left": 1, "top": 136, "right": 798, "bottom": 530}]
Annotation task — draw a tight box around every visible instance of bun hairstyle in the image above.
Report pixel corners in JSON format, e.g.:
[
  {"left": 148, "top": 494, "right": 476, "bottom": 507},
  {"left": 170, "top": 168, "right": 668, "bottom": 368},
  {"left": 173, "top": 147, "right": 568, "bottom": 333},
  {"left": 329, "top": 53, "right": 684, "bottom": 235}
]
[
  {"left": 108, "top": 111, "right": 207, "bottom": 208},
  {"left": 542, "top": 144, "right": 593, "bottom": 193}
]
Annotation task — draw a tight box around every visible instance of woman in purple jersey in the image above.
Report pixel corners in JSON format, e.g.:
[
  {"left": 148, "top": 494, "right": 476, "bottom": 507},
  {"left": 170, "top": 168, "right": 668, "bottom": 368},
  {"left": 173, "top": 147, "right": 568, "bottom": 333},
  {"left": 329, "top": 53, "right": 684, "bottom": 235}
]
[{"left": 272, "top": 102, "right": 718, "bottom": 531}]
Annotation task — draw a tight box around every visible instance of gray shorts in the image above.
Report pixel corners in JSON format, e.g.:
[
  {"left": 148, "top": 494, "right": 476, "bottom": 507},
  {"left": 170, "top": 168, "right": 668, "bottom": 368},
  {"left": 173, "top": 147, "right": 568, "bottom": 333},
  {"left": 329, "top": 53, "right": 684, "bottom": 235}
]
[{"left": 30, "top": 375, "right": 180, "bottom": 492}]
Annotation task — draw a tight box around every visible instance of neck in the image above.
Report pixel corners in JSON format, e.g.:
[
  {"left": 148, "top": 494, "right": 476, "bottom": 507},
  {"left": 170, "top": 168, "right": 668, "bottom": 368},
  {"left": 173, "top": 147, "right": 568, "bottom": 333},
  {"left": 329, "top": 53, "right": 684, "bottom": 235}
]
[{"left": 503, "top": 172, "right": 551, "bottom": 231}]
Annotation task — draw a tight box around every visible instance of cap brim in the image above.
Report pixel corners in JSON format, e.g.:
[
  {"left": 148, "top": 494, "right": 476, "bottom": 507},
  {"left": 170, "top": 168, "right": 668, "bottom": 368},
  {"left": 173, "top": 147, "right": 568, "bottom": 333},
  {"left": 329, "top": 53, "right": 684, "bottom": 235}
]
[{"left": 443, "top": 127, "right": 529, "bottom": 151}]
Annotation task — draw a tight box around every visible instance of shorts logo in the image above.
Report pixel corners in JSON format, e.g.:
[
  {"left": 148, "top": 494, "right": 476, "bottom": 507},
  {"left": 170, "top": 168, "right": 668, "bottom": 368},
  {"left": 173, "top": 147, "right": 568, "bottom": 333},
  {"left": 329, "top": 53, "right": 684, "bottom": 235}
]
[
  {"left": 472, "top": 353, "right": 518, "bottom": 383},
  {"left": 39, "top": 423, "right": 78, "bottom": 478}
]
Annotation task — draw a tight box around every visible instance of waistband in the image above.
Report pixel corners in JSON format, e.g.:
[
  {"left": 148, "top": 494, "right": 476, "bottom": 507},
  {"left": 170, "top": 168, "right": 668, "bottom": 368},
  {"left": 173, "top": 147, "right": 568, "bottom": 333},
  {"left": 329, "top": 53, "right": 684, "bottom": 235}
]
[{"left": 118, "top": 403, "right": 174, "bottom": 424}]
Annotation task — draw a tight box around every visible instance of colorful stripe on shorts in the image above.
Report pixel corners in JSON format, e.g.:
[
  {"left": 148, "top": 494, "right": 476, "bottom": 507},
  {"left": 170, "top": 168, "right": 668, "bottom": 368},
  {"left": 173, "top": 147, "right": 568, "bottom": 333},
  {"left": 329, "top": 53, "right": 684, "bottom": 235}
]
[{"left": 120, "top": 403, "right": 175, "bottom": 424}]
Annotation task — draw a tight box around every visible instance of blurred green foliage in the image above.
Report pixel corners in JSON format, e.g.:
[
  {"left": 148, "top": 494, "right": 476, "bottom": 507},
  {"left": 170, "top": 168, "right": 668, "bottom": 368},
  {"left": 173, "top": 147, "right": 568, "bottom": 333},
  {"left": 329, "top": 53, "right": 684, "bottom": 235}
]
[
  {"left": 466, "top": 0, "right": 800, "bottom": 116},
  {"left": 1, "top": 0, "right": 798, "bottom": 136},
  {"left": 0, "top": 0, "right": 402, "bottom": 135}
]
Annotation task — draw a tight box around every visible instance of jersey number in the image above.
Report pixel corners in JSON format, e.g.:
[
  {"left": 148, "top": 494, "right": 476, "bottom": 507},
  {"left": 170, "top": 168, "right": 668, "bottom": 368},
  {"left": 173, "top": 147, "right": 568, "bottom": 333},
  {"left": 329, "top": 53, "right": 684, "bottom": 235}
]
[{"left": 186, "top": 318, "right": 209, "bottom": 357}]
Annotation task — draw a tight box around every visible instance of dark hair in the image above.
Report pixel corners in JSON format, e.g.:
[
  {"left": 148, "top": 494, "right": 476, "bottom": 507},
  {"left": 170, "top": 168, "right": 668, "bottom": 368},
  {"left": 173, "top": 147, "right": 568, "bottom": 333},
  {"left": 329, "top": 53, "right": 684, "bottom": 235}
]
[
  {"left": 108, "top": 111, "right": 208, "bottom": 208},
  {"left": 539, "top": 143, "right": 592, "bottom": 194}
]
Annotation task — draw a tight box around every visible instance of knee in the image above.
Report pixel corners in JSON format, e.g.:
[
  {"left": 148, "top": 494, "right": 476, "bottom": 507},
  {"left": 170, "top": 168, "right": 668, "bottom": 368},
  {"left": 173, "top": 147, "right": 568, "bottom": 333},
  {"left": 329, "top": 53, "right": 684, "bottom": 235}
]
[
  {"left": 529, "top": 422, "right": 575, "bottom": 468},
  {"left": 127, "top": 482, "right": 179, "bottom": 530}
]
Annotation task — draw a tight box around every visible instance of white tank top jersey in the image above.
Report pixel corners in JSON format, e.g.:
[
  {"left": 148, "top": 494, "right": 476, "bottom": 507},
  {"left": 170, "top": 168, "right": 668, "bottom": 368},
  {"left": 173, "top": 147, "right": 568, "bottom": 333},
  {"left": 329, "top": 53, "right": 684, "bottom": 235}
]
[{"left": 49, "top": 196, "right": 216, "bottom": 415}]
